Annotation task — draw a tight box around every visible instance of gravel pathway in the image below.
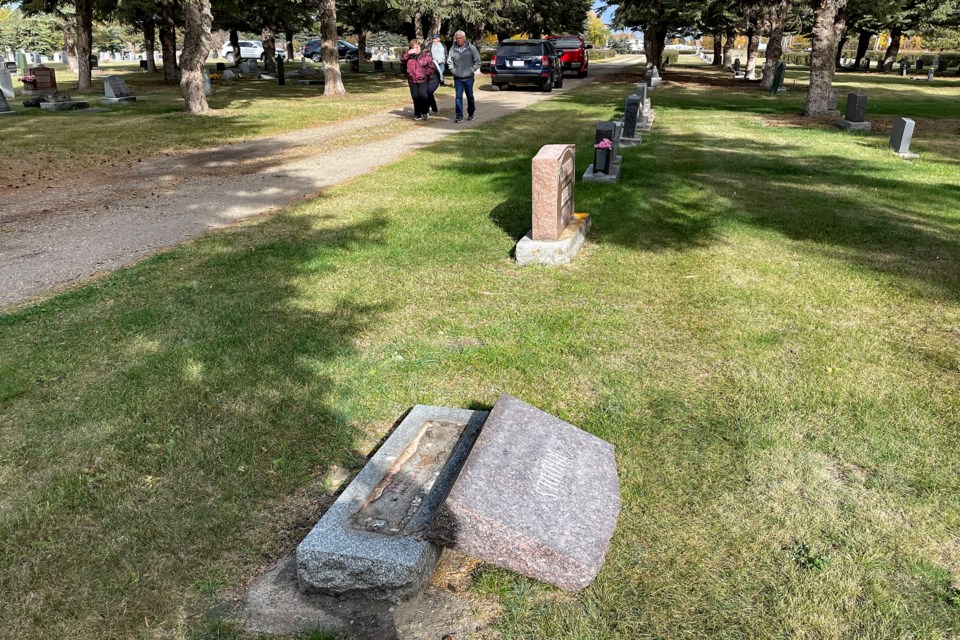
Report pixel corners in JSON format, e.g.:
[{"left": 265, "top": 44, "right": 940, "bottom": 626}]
[{"left": 0, "top": 58, "right": 639, "bottom": 308}]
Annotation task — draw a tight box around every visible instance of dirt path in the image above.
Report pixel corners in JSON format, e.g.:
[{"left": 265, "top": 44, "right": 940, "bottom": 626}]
[{"left": 0, "top": 58, "right": 640, "bottom": 308}]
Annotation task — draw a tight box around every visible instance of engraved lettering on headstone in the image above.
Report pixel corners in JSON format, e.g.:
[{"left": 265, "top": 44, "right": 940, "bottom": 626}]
[{"left": 535, "top": 450, "right": 569, "bottom": 499}]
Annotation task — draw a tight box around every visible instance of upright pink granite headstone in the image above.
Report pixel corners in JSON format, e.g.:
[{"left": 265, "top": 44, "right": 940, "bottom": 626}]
[
  {"left": 430, "top": 393, "right": 620, "bottom": 591},
  {"left": 531, "top": 144, "right": 576, "bottom": 241},
  {"left": 28, "top": 66, "right": 56, "bottom": 91}
]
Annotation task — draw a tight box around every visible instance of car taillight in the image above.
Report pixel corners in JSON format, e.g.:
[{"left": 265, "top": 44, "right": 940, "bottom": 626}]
[
  {"left": 541, "top": 55, "right": 549, "bottom": 66},
  {"left": 491, "top": 56, "right": 496, "bottom": 64}
]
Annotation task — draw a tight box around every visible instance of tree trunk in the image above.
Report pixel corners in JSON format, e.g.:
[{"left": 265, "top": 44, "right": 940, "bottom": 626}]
[
  {"left": 760, "top": 0, "right": 790, "bottom": 88},
  {"left": 643, "top": 26, "right": 664, "bottom": 70},
  {"left": 75, "top": 0, "right": 93, "bottom": 90},
  {"left": 144, "top": 18, "right": 158, "bottom": 72},
  {"left": 430, "top": 15, "right": 441, "bottom": 39},
  {"left": 413, "top": 10, "right": 424, "bottom": 41},
  {"left": 320, "top": 0, "right": 345, "bottom": 95},
  {"left": 357, "top": 30, "right": 367, "bottom": 62},
  {"left": 63, "top": 17, "right": 79, "bottom": 72},
  {"left": 285, "top": 30, "right": 295, "bottom": 61},
  {"left": 722, "top": 26, "right": 736, "bottom": 69},
  {"left": 262, "top": 21, "right": 277, "bottom": 73},
  {"left": 881, "top": 25, "right": 902, "bottom": 72},
  {"left": 853, "top": 29, "right": 871, "bottom": 69},
  {"left": 180, "top": 0, "right": 212, "bottom": 113},
  {"left": 160, "top": 2, "right": 179, "bottom": 82},
  {"left": 712, "top": 32, "right": 722, "bottom": 66},
  {"left": 745, "top": 19, "right": 759, "bottom": 79},
  {"left": 805, "top": 0, "right": 847, "bottom": 115},
  {"left": 835, "top": 32, "right": 847, "bottom": 67},
  {"left": 229, "top": 28, "right": 240, "bottom": 64}
]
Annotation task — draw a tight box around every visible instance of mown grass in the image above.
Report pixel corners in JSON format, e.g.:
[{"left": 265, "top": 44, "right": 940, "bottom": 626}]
[
  {"left": 0, "top": 61, "right": 413, "bottom": 170},
  {"left": 1, "top": 64, "right": 959, "bottom": 639}
]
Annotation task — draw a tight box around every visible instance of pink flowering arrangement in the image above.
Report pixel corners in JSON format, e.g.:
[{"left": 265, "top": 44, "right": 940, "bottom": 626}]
[
  {"left": 594, "top": 138, "right": 612, "bottom": 150},
  {"left": 21, "top": 75, "right": 37, "bottom": 86}
]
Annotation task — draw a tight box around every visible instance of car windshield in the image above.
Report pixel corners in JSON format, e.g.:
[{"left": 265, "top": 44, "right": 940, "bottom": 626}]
[
  {"left": 552, "top": 38, "right": 582, "bottom": 49},
  {"left": 498, "top": 43, "right": 541, "bottom": 56}
]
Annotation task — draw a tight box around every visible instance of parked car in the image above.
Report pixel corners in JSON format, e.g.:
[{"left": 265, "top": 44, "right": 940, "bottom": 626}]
[
  {"left": 490, "top": 39, "right": 563, "bottom": 91},
  {"left": 219, "top": 40, "right": 285, "bottom": 62},
  {"left": 302, "top": 39, "right": 372, "bottom": 63},
  {"left": 545, "top": 34, "right": 591, "bottom": 77}
]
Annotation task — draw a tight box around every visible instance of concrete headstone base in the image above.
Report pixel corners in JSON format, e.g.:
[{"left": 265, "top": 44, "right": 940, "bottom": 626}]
[
  {"left": 838, "top": 119, "right": 872, "bottom": 131},
  {"left": 515, "top": 214, "right": 591, "bottom": 267},
  {"left": 40, "top": 101, "right": 89, "bottom": 110},
  {"left": 296, "top": 405, "right": 488, "bottom": 603},
  {"left": 582, "top": 163, "right": 620, "bottom": 183},
  {"left": 0, "top": 110, "right": 16, "bottom": 116},
  {"left": 620, "top": 135, "right": 641, "bottom": 147},
  {"left": 640, "top": 108, "right": 657, "bottom": 132},
  {"left": 895, "top": 151, "right": 920, "bottom": 160},
  {"left": 101, "top": 96, "right": 136, "bottom": 104}
]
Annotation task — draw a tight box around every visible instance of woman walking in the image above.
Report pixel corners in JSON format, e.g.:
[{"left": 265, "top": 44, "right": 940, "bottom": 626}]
[
  {"left": 401, "top": 39, "right": 434, "bottom": 121},
  {"left": 425, "top": 53, "right": 442, "bottom": 115}
]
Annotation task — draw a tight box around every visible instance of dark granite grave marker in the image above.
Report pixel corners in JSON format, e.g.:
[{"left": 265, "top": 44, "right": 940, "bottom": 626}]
[
  {"left": 4, "top": 61, "right": 16, "bottom": 72},
  {"left": 430, "top": 394, "right": 620, "bottom": 591},
  {"left": 844, "top": 92, "right": 867, "bottom": 122},
  {"left": 28, "top": 66, "right": 56, "bottom": 91},
  {"left": 622, "top": 94, "right": 641, "bottom": 138},
  {"left": 140, "top": 60, "right": 149, "bottom": 71},
  {"left": 733, "top": 58, "right": 741, "bottom": 73},
  {"left": 593, "top": 121, "right": 616, "bottom": 174},
  {"left": 889, "top": 117, "right": 918, "bottom": 158},
  {"left": 916, "top": 59, "right": 923, "bottom": 70},
  {"left": 216, "top": 62, "right": 226, "bottom": 71},
  {"left": 277, "top": 55, "right": 285, "bottom": 85},
  {"left": 644, "top": 69, "right": 653, "bottom": 87},
  {"left": 374, "top": 60, "right": 384, "bottom": 71},
  {"left": 89, "top": 55, "right": 99, "bottom": 70},
  {"left": 899, "top": 61, "right": 908, "bottom": 76}
]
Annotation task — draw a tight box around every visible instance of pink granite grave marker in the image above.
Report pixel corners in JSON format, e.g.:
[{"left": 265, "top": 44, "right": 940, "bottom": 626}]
[{"left": 531, "top": 144, "right": 576, "bottom": 241}]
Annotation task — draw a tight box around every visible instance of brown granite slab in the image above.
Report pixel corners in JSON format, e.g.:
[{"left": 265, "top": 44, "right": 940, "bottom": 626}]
[{"left": 430, "top": 393, "right": 620, "bottom": 591}]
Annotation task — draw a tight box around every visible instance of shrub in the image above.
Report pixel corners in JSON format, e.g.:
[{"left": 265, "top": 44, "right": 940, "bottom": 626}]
[{"left": 590, "top": 48, "right": 617, "bottom": 60}]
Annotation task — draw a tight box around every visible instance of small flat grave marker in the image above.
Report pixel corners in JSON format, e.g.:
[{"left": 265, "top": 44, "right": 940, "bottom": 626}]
[{"left": 430, "top": 394, "right": 620, "bottom": 591}]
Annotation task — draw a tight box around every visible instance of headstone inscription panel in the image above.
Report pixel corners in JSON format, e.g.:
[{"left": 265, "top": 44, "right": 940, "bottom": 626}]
[
  {"left": 531, "top": 144, "right": 576, "bottom": 241},
  {"left": 28, "top": 66, "right": 56, "bottom": 91},
  {"left": 845, "top": 92, "right": 867, "bottom": 122},
  {"left": 431, "top": 394, "right": 621, "bottom": 591}
]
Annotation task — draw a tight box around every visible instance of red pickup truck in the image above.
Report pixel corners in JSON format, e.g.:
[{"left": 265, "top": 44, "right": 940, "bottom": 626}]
[{"left": 545, "top": 35, "right": 590, "bottom": 77}]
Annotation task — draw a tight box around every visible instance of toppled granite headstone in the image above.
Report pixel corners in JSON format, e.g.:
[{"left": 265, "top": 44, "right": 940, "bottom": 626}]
[
  {"left": 430, "top": 394, "right": 620, "bottom": 591},
  {"left": 297, "top": 405, "right": 488, "bottom": 602},
  {"left": 102, "top": 75, "right": 136, "bottom": 104}
]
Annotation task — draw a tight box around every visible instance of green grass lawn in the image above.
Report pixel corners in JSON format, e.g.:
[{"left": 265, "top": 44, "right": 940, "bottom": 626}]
[
  {"left": 0, "top": 61, "right": 413, "bottom": 172},
  {"left": 1, "top": 65, "right": 959, "bottom": 639}
]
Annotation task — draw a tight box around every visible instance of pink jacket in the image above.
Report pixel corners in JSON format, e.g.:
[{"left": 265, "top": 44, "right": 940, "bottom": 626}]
[{"left": 401, "top": 50, "right": 434, "bottom": 84}]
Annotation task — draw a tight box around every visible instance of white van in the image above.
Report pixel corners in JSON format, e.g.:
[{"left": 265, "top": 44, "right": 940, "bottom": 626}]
[{"left": 219, "top": 40, "right": 285, "bottom": 62}]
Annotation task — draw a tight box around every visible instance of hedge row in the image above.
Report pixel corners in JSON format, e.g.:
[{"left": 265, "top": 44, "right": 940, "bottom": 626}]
[
  {"left": 622, "top": 49, "right": 679, "bottom": 64},
  {"left": 781, "top": 50, "right": 959, "bottom": 70},
  {"left": 590, "top": 49, "right": 617, "bottom": 60}
]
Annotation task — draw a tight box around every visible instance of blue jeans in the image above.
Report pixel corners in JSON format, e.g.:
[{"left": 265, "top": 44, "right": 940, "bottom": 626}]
[{"left": 454, "top": 76, "right": 475, "bottom": 119}]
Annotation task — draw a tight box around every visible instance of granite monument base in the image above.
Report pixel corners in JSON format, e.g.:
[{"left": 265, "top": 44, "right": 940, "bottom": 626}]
[
  {"left": 40, "top": 101, "right": 90, "bottom": 110},
  {"left": 515, "top": 213, "right": 591, "bottom": 267},
  {"left": 101, "top": 96, "right": 136, "bottom": 104},
  {"left": 620, "top": 134, "right": 642, "bottom": 147},
  {"left": 582, "top": 162, "right": 620, "bottom": 183},
  {"left": 296, "top": 405, "right": 488, "bottom": 603},
  {"left": 0, "top": 110, "right": 15, "bottom": 116},
  {"left": 894, "top": 150, "right": 919, "bottom": 160},
  {"left": 838, "top": 119, "right": 872, "bottom": 131}
]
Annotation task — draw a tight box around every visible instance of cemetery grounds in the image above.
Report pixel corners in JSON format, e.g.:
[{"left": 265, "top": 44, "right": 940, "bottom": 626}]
[{"left": 1, "top": 57, "right": 959, "bottom": 638}]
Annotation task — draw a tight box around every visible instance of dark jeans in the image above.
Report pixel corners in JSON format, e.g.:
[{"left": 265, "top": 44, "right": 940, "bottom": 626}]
[
  {"left": 425, "top": 77, "right": 439, "bottom": 113},
  {"left": 454, "top": 76, "right": 475, "bottom": 119},
  {"left": 407, "top": 80, "right": 430, "bottom": 117}
]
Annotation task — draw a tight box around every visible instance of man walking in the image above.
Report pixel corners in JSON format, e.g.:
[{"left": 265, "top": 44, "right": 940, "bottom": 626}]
[
  {"left": 447, "top": 30, "right": 481, "bottom": 123},
  {"left": 429, "top": 34, "right": 447, "bottom": 86}
]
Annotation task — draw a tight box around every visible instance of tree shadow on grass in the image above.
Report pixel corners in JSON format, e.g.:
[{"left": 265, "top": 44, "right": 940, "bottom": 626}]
[
  {"left": 0, "top": 210, "right": 397, "bottom": 637},
  {"left": 422, "top": 84, "right": 960, "bottom": 302}
]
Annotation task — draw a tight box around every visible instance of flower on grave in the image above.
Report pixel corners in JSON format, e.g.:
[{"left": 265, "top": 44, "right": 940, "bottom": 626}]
[
  {"left": 209, "top": 73, "right": 220, "bottom": 80},
  {"left": 594, "top": 138, "right": 613, "bottom": 150},
  {"left": 21, "top": 75, "right": 37, "bottom": 85}
]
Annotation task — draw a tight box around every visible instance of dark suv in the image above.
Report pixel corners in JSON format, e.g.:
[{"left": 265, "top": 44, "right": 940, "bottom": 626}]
[
  {"left": 545, "top": 35, "right": 590, "bottom": 77},
  {"left": 303, "top": 39, "right": 371, "bottom": 63},
  {"left": 490, "top": 39, "right": 563, "bottom": 91}
]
